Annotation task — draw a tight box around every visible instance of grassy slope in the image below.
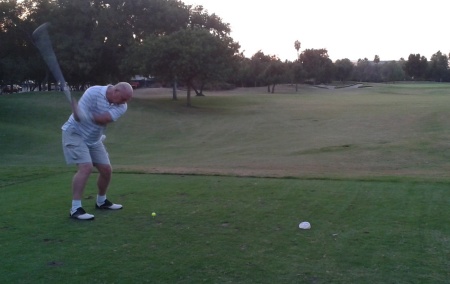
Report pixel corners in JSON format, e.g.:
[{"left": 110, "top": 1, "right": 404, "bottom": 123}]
[
  {"left": 3, "top": 83, "right": 450, "bottom": 179},
  {"left": 97, "top": 83, "right": 450, "bottom": 179}
]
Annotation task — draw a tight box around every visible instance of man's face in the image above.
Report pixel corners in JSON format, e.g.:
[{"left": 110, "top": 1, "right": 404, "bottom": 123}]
[{"left": 111, "top": 87, "right": 132, "bottom": 105}]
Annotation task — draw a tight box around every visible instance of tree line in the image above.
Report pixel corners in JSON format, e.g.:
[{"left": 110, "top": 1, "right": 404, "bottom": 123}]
[{"left": 1, "top": 0, "right": 449, "bottom": 103}]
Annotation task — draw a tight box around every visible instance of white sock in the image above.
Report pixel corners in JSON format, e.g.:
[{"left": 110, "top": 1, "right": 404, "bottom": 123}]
[
  {"left": 71, "top": 200, "right": 82, "bottom": 213},
  {"left": 97, "top": 195, "right": 106, "bottom": 205}
]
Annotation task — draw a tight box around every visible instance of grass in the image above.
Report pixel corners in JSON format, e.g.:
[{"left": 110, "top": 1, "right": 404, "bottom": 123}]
[
  {"left": 1, "top": 172, "right": 450, "bottom": 283},
  {"left": 5, "top": 83, "right": 450, "bottom": 179},
  {"left": 103, "top": 83, "right": 450, "bottom": 179},
  {"left": 1, "top": 83, "right": 450, "bottom": 283}
]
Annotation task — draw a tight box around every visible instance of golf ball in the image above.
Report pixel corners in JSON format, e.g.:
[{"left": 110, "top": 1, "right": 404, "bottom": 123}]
[{"left": 299, "top": 221, "right": 311, "bottom": 229}]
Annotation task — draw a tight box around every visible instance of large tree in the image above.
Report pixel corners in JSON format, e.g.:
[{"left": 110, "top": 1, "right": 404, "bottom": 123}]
[
  {"left": 248, "top": 50, "right": 273, "bottom": 87},
  {"left": 187, "top": 4, "right": 230, "bottom": 36},
  {"left": 428, "top": 50, "right": 449, "bottom": 82},
  {"left": 228, "top": 53, "right": 252, "bottom": 87},
  {"left": 0, "top": 0, "right": 30, "bottom": 89},
  {"left": 142, "top": 28, "right": 237, "bottom": 106},
  {"left": 289, "top": 60, "right": 304, "bottom": 92},
  {"left": 299, "top": 48, "right": 334, "bottom": 84},
  {"left": 10, "top": 0, "right": 192, "bottom": 88},
  {"left": 353, "top": 58, "right": 374, "bottom": 82},
  {"left": 381, "top": 61, "right": 405, "bottom": 83},
  {"left": 263, "top": 57, "right": 285, "bottom": 93},
  {"left": 404, "top": 54, "right": 428, "bottom": 80},
  {"left": 334, "top": 58, "right": 354, "bottom": 82}
]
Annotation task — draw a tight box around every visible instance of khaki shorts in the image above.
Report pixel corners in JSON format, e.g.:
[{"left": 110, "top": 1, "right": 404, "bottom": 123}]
[{"left": 62, "top": 128, "right": 110, "bottom": 165}]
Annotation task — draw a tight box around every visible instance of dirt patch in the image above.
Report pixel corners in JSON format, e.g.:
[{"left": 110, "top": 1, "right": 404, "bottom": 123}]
[
  {"left": 114, "top": 164, "right": 450, "bottom": 181},
  {"left": 314, "top": 83, "right": 364, "bottom": 89}
]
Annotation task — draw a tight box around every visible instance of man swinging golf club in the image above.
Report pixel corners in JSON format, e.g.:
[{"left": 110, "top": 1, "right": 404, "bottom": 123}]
[{"left": 62, "top": 82, "right": 133, "bottom": 220}]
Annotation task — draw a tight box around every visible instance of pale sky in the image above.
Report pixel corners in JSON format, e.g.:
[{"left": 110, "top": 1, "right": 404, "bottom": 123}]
[{"left": 182, "top": 0, "right": 450, "bottom": 62}]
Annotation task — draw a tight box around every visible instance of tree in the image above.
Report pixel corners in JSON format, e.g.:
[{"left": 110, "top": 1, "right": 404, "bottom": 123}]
[
  {"left": 371, "top": 55, "right": 381, "bottom": 82},
  {"left": 289, "top": 60, "right": 304, "bottom": 92},
  {"left": 17, "top": 0, "right": 193, "bottom": 88},
  {"left": 381, "top": 61, "right": 405, "bottom": 83},
  {"left": 299, "top": 48, "right": 333, "bottom": 84},
  {"left": 49, "top": 0, "right": 103, "bottom": 87},
  {"left": 294, "top": 40, "right": 301, "bottom": 59},
  {"left": 248, "top": 50, "right": 273, "bottom": 87},
  {"left": 374, "top": 55, "right": 380, "bottom": 64},
  {"left": 262, "top": 57, "right": 285, "bottom": 93},
  {"left": 87, "top": 0, "right": 191, "bottom": 84},
  {"left": 334, "top": 58, "right": 354, "bottom": 83},
  {"left": 187, "top": 5, "right": 230, "bottom": 36},
  {"left": 428, "top": 50, "right": 449, "bottom": 82},
  {"left": 229, "top": 53, "right": 252, "bottom": 87},
  {"left": 404, "top": 54, "right": 427, "bottom": 80},
  {"left": 185, "top": 5, "right": 236, "bottom": 96},
  {"left": 123, "top": 1, "right": 237, "bottom": 99},
  {"left": 353, "top": 58, "right": 370, "bottom": 82},
  {"left": 0, "top": 0, "right": 30, "bottom": 88},
  {"left": 143, "top": 29, "right": 237, "bottom": 106}
]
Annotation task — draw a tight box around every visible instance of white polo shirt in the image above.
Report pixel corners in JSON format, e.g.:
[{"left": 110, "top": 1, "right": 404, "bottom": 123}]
[{"left": 61, "top": 85, "right": 127, "bottom": 146}]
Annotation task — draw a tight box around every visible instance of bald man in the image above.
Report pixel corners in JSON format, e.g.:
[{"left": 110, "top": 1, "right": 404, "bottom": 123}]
[{"left": 62, "top": 82, "right": 133, "bottom": 220}]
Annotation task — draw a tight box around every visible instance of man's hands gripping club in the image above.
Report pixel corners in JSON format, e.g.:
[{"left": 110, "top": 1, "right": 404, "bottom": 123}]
[{"left": 71, "top": 98, "right": 93, "bottom": 123}]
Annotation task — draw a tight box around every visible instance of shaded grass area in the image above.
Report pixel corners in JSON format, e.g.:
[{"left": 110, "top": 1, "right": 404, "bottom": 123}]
[
  {"left": 0, "top": 92, "right": 77, "bottom": 166},
  {"left": 1, "top": 171, "right": 449, "bottom": 283}
]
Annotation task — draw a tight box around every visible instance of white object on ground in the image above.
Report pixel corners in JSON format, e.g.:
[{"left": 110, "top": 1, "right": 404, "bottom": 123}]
[{"left": 299, "top": 221, "right": 311, "bottom": 230}]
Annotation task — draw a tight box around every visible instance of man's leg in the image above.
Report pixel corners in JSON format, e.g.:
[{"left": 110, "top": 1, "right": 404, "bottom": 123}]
[
  {"left": 95, "top": 163, "right": 122, "bottom": 210},
  {"left": 95, "top": 163, "right": 111, "bottom": 196},
  {"left": 62, "top": 129, "right": 95, "bottom": 220},
  {"left": 70, "top": 163, "right": 95, "bottom": 220},
  {"left": 73, "top": 163, "right": 93, "bottom": 199}
]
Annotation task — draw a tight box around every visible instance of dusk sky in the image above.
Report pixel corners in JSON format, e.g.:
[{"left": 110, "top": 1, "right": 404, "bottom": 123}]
[{"left": 183, "top": 0, "right": 450, "bottom": 62}]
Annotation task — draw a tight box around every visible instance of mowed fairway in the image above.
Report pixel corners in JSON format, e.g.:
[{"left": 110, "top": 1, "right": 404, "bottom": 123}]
[
  {"left": 1, "top": 83, "right": 450, "bottom": 283},
  {"left": 120, "top": 83, "right": 450, "bottom": 179}
]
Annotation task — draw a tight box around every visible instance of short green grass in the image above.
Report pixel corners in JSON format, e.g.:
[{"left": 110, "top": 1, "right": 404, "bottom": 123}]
[
  {"left": 1, "top": 171, "right": 450, "bottom": 283},
  {"left": 1, "top": 83, "right": 450, "bottom": 283}
]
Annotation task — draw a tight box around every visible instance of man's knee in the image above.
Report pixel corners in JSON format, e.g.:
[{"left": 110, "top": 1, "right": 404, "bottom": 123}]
[
  {"left": 77, "top": 163, "right": 94, "bottom": 176},
  {"left": 95, "top": 164, "right": 112, "bottom": 177}
]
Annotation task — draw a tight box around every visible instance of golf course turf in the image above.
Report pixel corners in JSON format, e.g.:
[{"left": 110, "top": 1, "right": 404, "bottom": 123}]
[{"left": 1, "top": 83, "right": 450, "bottom": 283}]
